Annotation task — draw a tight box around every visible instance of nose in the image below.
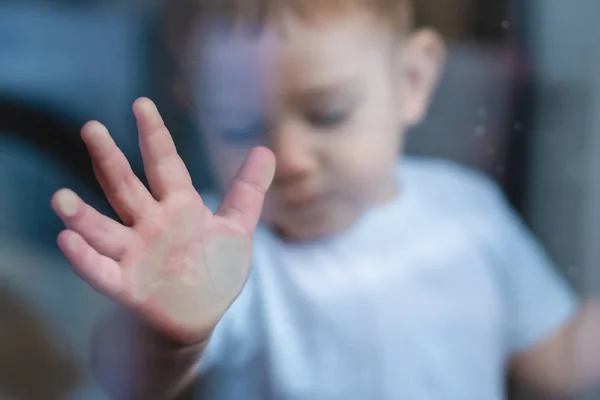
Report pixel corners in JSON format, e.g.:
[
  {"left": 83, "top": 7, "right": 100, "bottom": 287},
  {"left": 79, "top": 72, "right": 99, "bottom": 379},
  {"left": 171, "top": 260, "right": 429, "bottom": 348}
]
[{"left": 268, "top": 122, "right": 317, "bottom": 186}]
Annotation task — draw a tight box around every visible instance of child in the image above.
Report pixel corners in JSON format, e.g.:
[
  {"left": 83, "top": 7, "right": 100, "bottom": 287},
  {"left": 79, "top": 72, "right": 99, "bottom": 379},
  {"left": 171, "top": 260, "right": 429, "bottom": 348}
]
[{"left": 51, "top": 0, "right": 600, "bottom": 398}]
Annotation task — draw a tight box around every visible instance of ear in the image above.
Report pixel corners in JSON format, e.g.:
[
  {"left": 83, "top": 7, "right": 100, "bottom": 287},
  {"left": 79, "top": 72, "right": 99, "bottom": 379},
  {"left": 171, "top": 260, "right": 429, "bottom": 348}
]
[{"left": 397, "top": 28, "right": 446, "bottom": 127}]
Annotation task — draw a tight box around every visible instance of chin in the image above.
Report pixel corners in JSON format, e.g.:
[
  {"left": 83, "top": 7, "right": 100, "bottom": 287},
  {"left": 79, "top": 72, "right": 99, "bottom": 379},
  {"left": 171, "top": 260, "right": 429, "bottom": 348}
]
[
  {"left": 277, "top": 225, "right": 340, "bottom": 242},
  {"left": 269, "top": 206, "right": 363, "bottom": 243}
]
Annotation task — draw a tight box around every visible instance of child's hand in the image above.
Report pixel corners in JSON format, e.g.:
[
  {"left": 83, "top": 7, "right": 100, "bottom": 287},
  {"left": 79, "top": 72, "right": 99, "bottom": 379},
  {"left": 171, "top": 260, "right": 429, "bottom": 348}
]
[{"left": 51, "top": 98, "right": 275, "bottom": 345}]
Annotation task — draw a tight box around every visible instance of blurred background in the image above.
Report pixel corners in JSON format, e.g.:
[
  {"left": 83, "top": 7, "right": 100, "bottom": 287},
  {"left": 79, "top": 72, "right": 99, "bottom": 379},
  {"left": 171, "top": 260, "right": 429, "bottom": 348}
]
[{"left": 1, "top": 0, "right": 599, "bottom": 399}]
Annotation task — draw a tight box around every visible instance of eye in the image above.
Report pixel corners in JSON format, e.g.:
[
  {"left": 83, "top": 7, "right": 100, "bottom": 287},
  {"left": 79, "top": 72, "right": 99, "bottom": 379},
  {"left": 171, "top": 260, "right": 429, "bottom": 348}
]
[
  {"left": 220, "top": 119, "right": 268, "bottom": 144},
  {"left": 305, "top": 109, "right": 350, "bottom": 128}
]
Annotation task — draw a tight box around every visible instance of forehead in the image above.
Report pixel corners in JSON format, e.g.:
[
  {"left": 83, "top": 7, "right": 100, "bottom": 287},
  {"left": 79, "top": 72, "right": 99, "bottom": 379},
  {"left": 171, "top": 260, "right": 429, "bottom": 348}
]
[{"left": 190, "top": 13, "right": 392, "bottom": 106}]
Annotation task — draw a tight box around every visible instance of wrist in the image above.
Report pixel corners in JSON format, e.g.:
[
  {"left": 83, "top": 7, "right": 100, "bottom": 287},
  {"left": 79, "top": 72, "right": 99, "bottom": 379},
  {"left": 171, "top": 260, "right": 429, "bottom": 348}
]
[
  {"left": 144, "top": 325, "right": 212, "bottom": 354},
  {"left": 103, "top": 306, "right": 212, "bottom": 356}
]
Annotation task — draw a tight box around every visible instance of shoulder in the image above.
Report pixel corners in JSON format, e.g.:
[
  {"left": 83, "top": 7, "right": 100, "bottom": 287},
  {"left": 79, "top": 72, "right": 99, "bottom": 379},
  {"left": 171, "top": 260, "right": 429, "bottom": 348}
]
[
  {"left": 400, "top": 157, "right": 547, "bottom": 270},
  {"left": 403, "top": 156, "right": 503, "bottom": 208},
  {"left": 401, "top": 156, "right": 510, "bottom": 229}
]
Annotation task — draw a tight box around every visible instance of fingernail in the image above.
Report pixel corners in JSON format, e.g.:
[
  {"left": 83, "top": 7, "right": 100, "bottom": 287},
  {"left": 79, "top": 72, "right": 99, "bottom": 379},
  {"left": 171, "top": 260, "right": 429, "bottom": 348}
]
[
  {"left": 86, "top": 122, "right": 112, "bottom": 153},
  {"left": 257, "top": 148, "right": 276, "bottom": 189},
  {"left": 57, "top": 190, "right": 79, "bottom": 217},
  {"left": 262, "top": 160, "right": 276, "bottom": 189},
  {"left": 138, "top": 98, "right": 157, "bottom": 117}
]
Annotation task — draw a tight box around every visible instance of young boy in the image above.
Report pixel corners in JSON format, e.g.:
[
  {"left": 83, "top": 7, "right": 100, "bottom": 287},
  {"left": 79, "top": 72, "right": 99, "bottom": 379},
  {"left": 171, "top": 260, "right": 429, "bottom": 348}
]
[{"left": 51, "top": 0, "right": 600, "bottom": 398}]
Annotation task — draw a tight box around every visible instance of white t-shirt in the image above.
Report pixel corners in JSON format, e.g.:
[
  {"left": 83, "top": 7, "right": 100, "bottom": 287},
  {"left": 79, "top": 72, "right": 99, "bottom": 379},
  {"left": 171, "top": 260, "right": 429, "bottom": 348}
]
[{"left": 197, "top": 157, "right": 577, "bottom": 400}]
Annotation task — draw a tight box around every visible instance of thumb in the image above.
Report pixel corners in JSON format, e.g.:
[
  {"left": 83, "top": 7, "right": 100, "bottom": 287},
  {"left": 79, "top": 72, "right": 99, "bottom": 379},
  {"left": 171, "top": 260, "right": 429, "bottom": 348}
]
[{"left": 216, "top": 147, "right": 276, "bottom": 234}]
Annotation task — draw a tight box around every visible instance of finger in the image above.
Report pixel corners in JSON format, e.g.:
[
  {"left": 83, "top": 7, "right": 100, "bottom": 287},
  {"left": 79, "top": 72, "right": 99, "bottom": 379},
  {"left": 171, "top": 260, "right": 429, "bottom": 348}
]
[
  {"left": 57, "top": 230, "right": 124, "bottom": 299},
  {"left": 52, "top": 189, "right": 135, "bottom": 260},
  {"left": 82, "top": 120, "right": 155, "bottom": 225},
  {"left": 133, "top": 97, "right": 193, "bottom": 199},
  {"left": 217, "top": 147, "right": 276, "bottom": 234}
]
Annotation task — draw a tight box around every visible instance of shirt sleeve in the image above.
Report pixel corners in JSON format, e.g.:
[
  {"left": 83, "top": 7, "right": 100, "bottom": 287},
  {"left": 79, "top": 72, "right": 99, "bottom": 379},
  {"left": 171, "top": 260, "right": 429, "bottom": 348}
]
[{"left": 475, "top": 180, "right": 579, "bottom": 355}]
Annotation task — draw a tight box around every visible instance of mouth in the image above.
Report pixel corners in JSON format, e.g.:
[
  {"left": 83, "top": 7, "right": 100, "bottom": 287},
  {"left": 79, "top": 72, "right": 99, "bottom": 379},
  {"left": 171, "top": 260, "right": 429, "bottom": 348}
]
[
  {"left": 282, "top": 195, "right": 319, "bottom": 210},
  {"left": 272, "top": 190, "right": 320, "bottom": 210}
]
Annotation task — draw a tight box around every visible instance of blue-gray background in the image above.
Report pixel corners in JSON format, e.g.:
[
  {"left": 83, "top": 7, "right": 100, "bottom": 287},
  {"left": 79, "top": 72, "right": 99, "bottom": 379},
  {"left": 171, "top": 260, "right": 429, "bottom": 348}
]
[{"left": 2, "top": 1, "right": 600, "bottom": 399}]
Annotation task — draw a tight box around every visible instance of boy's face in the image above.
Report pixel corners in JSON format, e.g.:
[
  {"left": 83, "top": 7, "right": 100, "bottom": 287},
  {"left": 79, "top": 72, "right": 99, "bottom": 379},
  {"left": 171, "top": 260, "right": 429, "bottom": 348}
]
[{"left": 192, "top": 10, "right": 443, "bottom": 241}]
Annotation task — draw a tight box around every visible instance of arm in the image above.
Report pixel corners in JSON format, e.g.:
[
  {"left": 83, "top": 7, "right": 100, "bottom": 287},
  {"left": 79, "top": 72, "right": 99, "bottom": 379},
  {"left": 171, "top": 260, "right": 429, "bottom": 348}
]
[
  {"left": 51, "top": 98, "right": 275, "bottom": 399},
  {"left": 90, "top": 307, "right": 209, "bottom": 400},
  {"left": 510, "top": 300, "right": 600, "bottom": 398}
]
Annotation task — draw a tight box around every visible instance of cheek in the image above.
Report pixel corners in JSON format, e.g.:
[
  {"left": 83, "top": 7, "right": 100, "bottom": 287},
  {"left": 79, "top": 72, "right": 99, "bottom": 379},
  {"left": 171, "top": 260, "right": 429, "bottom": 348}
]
[
  {"left": 326, "top": 107, "right": 400, "bottom": 189},
  {"left": 202, "top": 131, "right": 253, "bottom": 190}
]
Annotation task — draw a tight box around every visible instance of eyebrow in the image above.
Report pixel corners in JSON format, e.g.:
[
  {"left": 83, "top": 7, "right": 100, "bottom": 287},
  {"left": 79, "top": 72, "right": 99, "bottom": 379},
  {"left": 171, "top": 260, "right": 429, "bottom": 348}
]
[
  {"left": 198, "top": 75, "right": 364, "bottom": 118},
  {"left": 290, "top": 77, "right": 364, "bottom": 107}
]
